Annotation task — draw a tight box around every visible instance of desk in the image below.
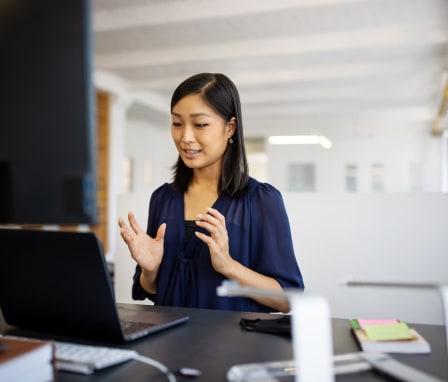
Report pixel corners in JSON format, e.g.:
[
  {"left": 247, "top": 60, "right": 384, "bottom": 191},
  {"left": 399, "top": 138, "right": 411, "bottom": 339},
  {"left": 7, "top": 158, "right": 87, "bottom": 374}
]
[{"left": 1, "top": 303, "right": 447, "bottom": 381}]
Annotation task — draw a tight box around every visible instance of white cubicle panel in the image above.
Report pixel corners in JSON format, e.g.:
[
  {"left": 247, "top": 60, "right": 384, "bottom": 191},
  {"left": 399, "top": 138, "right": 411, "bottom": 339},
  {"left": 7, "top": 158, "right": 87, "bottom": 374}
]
[
  {"left": 283, "top": 193, "right": 448, "bottom": 325},
  {"left": 114, "top": 192, "right": 448, "bottom": 324}
]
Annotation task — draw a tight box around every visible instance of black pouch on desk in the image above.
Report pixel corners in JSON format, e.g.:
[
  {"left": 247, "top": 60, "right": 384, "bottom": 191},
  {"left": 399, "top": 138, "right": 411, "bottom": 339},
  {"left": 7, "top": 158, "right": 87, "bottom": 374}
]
[{"left": 240, "top": 316, "right": 291, "bottom": 337}]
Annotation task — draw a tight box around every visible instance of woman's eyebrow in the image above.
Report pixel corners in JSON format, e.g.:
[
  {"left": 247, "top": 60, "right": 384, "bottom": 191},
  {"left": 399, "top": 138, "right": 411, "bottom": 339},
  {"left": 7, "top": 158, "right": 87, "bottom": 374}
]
[{"left": 171, "top": 111, "right": 212, "bottom": 118}]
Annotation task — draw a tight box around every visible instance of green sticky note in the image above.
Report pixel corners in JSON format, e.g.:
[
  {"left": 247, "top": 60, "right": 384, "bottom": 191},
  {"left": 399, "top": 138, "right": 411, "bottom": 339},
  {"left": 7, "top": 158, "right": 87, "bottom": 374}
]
[
  {"left": 350, "top": 319, "right": 361, "bottom": 330},
  {"left": 364, "top": 322, "right": 413, "bottom": 341}
]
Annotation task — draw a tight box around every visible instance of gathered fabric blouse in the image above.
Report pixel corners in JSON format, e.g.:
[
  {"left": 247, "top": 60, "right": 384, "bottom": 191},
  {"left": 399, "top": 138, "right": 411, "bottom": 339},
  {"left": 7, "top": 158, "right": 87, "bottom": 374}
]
[{"left": 132, "top": 177, "right": 304, "bottom": 312}]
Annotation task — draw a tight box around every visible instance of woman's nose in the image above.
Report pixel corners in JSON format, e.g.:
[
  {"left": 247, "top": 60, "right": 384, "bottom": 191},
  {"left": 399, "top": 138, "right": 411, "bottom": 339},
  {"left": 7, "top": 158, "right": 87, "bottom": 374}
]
[{"left": 181, "top": 125, "right": 195, "bottom": 142}]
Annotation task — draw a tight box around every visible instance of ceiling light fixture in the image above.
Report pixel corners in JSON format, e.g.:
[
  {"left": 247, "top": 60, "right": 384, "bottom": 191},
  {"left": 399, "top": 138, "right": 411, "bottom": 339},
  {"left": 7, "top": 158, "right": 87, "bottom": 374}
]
[{"left": 268, "top": 135, "right": 332, "bottom": 149}]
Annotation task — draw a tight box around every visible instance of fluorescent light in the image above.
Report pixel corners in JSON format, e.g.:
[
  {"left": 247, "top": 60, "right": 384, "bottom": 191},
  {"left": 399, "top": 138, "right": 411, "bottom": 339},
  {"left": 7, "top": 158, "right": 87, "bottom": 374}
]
[
  {"left": 319, "top": 136, "right": 332, "bottom": 149},
  {"left": 268, "top": 135, "right": 332, "bottom": 149}
]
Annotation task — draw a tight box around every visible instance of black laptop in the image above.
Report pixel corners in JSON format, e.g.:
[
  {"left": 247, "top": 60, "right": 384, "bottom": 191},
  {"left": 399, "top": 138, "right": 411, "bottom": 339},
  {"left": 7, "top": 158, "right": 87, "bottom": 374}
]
[{"left": 0, "top": 228, "right": 189, "bottom": 343}]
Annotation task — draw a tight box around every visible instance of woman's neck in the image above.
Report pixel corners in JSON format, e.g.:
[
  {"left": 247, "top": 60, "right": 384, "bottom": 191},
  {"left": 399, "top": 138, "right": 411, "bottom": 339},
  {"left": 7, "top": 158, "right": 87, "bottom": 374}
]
[{"left": 184, "top": 178, "right": 219, "bottom": 220}]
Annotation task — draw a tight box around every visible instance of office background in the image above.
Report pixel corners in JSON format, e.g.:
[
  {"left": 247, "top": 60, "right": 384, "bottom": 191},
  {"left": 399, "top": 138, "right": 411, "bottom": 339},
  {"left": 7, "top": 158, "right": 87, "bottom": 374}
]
[{"left": 89, "top": 0, "right": 448, "bottom": 325}]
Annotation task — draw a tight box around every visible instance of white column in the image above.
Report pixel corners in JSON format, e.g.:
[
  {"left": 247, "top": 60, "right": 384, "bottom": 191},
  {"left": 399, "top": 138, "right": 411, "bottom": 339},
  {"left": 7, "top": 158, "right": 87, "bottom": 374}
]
[
  {"left": 106, "top": 93, "right": 132, "bottom": 260},
  {"left": 441, "top": 130, "right": 448, "bottom": 193}
]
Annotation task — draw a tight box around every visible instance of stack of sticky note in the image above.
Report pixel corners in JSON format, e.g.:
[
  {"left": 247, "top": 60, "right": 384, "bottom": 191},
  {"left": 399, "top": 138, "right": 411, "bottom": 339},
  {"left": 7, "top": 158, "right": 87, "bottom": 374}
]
[{"left": 350, "top": 318, "right": 431, "bottom": 354}]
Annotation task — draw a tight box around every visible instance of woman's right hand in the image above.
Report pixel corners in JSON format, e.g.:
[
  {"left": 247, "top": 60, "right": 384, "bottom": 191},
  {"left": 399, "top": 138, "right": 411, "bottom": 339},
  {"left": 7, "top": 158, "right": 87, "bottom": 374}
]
[{"left": 118, "top": 212, "right": 166, "bottom": 274}]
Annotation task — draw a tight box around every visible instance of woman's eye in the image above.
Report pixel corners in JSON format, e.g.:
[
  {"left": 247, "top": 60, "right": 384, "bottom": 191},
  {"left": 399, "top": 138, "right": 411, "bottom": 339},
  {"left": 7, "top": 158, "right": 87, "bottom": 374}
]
[
  {"left": 195, "top": 123, "right": 207, "bottom": 128},
  {"left": 172, "top": 122, "right": 181, "bottom": 127}
]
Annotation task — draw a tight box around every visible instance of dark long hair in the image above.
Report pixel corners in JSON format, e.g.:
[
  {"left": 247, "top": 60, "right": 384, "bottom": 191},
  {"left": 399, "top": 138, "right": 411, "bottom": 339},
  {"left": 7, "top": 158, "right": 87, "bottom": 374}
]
[{"left": 170, "top": 73, "right": 249, "bottom": 197}]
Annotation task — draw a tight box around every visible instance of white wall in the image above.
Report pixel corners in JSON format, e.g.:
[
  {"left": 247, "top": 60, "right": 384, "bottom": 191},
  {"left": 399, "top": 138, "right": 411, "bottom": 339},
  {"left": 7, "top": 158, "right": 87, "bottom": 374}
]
[
  {"left": 268, "top": 129, "right": 442, "bottom": 193},
  {"left": 125, "top": 116, "right": 177, "bottom": 193},
  {"left": 105, "top": 112, "right": 176, "bottom": 260},
  {"left": 284, "top": 192, "right": 448, "bottom": 325},
  {"left": 113, "top": 113, "right": 176, "bottom": 296}
]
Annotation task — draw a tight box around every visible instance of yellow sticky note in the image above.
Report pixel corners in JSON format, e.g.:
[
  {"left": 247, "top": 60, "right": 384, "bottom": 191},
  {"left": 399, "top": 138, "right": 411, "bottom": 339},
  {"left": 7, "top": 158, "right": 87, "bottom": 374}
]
[{"left": 364, "top": 322, "right": 413, "bottom": 341}]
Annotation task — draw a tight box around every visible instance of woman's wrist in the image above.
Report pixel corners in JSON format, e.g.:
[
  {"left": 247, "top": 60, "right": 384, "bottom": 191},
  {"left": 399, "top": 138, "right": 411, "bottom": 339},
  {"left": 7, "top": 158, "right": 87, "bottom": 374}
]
[{"left": 140, "top": 267, "right": 158, "bottom": 294}]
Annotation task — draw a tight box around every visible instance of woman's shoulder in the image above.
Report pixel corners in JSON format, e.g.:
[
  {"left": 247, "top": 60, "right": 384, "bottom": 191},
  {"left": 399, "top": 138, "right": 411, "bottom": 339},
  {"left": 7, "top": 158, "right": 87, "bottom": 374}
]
[
  {"left": 247, "top": 177, "right": 282, "bottom": 198},
  {"left": 150, "top": 182, "right": 179, "bottom": 200}
]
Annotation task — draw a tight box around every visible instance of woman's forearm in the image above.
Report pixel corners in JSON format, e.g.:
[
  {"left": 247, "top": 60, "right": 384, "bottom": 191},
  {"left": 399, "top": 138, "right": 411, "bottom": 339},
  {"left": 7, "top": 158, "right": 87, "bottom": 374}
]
[{"left": 224, "top": 259, "right": 290, "bottom": 313}]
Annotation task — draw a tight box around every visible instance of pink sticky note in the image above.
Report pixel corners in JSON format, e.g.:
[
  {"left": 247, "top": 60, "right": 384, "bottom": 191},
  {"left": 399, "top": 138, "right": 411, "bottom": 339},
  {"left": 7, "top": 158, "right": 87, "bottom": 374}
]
[{"left": 357, "top": 319, "right": 399, "bottom": 329}]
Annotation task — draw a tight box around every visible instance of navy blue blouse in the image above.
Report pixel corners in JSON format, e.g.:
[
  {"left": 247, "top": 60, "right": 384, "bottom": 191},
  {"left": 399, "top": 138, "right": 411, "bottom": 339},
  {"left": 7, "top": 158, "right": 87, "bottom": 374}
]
[{"left": 132, "top": 177, "right": 304, "bottom": 312}]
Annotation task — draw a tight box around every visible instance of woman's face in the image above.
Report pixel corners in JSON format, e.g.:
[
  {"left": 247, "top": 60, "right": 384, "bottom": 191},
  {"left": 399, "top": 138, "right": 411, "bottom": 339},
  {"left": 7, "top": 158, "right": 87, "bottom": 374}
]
[{"left": 171, "top": 94, "right": 235, "bottom": 172}]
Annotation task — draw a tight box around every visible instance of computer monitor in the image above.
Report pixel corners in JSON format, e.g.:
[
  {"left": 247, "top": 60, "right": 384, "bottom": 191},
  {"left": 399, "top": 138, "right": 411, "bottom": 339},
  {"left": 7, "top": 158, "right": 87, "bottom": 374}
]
[{"left": 0, "top": 0, "right": 97, "bottom": 225}]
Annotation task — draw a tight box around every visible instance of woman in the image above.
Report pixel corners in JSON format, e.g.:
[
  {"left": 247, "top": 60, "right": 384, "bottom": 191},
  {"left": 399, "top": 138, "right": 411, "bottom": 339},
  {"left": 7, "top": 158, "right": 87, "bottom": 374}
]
[{"left": 118, "top": 73, "right": 304, "bottom": 313}]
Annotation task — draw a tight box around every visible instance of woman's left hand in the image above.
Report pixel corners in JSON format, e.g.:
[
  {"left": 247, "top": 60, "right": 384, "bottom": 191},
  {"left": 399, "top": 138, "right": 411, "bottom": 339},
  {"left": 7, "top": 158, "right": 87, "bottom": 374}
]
[
  {"left": 195, "top": 208, "right": 289, "bottom": 312},
  {"left": 195, "top": 207, "right": 235, "bottom": 275}
]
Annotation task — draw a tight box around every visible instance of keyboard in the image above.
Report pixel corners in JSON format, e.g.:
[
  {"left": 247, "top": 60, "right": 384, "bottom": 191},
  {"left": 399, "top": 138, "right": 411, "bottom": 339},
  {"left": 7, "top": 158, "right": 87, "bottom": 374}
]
[{"left": 54, "top": 341, "right": 138, "bottom": 374}]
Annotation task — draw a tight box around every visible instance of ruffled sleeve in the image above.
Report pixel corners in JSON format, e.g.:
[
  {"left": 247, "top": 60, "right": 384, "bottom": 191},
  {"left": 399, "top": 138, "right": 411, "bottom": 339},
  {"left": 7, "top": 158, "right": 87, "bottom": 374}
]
[{"left": 248, "top": 180, "right": 304, "bottom": 290}]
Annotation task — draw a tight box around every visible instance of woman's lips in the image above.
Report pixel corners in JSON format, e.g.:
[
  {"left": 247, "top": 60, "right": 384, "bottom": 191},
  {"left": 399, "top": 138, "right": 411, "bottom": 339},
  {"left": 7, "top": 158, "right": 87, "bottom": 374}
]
[{"left": 183, "top": 149, "right": 200, "bottom": 159}]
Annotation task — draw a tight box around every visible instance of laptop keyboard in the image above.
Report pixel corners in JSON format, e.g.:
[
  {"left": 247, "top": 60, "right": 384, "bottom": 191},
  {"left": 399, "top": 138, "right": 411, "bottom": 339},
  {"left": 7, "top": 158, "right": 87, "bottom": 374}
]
[{"left": 55, "top": 341, "right": 137, "bottom": 374}]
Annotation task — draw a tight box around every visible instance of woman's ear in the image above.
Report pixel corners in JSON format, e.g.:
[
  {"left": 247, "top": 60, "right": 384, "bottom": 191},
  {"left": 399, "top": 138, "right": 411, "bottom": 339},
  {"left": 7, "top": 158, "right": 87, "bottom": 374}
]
[{"left": 227, "top": 117, "right": 237, "bottom": 137}]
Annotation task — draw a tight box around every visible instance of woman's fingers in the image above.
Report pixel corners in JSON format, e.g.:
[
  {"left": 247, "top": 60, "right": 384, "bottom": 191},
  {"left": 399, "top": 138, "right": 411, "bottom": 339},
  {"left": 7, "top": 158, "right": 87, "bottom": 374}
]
[
  {"left": 196, "top": 208, "right": 224, "bottom": 231},
  {"left": 127, "top": 212, "right": 144, "bottom": 234},
  {"left": 155, "top": 222, "right": 167, "bottom": 242},
  {"left": 118, "top": 217, "right": 133, "bottom": 241}
]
